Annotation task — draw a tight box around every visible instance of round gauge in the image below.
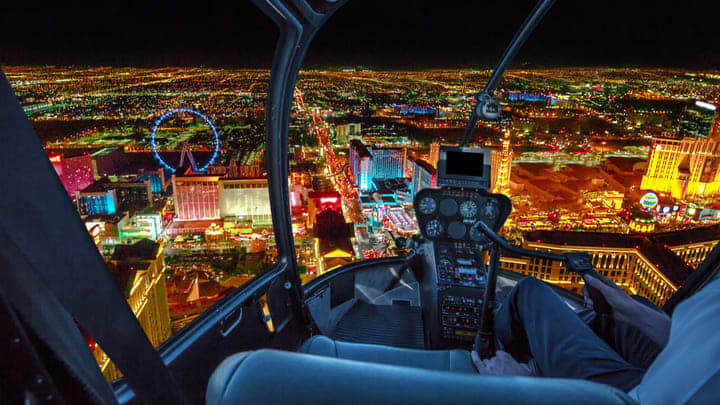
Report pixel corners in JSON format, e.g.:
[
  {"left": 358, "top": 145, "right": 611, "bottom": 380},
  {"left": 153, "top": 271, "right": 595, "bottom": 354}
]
[
  {"left": 469, "top": 225, "right": 487, "bottom": 242},
  {"left": 418, "top": 197, "right": 437, "bottom": 215},
  {"left": 425, "top": 219, "right": 443, "bottom": 238},
  {"left": 439, "top": 198, "right": 458, "bottom": 217},
  {"left": 459, "top": 200, "right": 479, "bottom": 219},
  {"left": 448, "top": 221, "right": 467, "bottom": 240},
  {"left": 482, "top": 200, "right": 500, "bottom": 221}
]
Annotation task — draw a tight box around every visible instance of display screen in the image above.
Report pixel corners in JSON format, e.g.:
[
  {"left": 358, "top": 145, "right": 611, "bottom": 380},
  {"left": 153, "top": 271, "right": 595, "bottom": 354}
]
[
  {"left": 445, "top": 151, "right": 485, "bottom": 177},
  {"left": 454, "top": 329, "right": 476, "bottom": 336}
]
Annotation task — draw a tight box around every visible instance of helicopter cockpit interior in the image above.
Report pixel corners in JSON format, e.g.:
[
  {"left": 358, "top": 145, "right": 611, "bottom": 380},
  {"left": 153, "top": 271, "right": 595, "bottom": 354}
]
[
  {"left": 205, "top": 139, "right": 628, "bottom": 405},
  {"left": 3, "top": 0, "right": 720, "bottom": 404}
]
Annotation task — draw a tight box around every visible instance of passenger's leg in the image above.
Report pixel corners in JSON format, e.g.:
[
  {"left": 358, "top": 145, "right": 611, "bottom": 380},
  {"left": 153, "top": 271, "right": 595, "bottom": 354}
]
[
  {"left": 587, "top": 296, "right": 663, "bottom": 370},
  {"left": 493, "top": 277, "right": 644, "bottom": 391}
]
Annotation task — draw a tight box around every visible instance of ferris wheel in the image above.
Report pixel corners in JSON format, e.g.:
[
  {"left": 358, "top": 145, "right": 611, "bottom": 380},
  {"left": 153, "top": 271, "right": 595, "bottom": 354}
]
[{"left": 150, "top": 108, "right": 220, "bottom": 173}]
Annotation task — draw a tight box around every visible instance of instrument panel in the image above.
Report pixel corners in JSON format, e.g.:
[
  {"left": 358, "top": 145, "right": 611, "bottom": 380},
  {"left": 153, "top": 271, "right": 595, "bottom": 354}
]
[
  {"left": 441, "top": 293, "right": 483, "bottom": 341},
  {"left": 435, "top": 242, "right": 487, "bottom": 287},
  {"left": 414, "top": 186, "right": 511, "bottom": 349},
  {"left": 414, "top": 188, "right": 511, "bottom": 243}
]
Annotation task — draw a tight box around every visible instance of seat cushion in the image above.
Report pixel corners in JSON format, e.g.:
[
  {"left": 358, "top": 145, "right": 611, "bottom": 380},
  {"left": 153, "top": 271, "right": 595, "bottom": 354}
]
[
  {"left": 206, "top": 349, "right": 637, "bottom": 405},
  {"left": 299, "top": 335, "right": 476, "bottom": 374}
]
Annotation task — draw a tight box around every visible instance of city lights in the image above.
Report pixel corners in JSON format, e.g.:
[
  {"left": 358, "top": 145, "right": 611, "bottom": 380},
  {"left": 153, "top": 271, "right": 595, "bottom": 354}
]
[
  {"left": 8, "top": 64, "right": 720, "bottom": 381},
  {"left": 695, "top": 100, "right": 717, "bottom": 111}
]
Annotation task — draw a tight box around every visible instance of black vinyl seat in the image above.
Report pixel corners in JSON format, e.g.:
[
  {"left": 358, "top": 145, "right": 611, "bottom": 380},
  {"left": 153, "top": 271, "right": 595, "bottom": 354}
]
[
  {"left": 206, "top": 348, "right": 636, "bottom": 405},
  {"left": 300, "top": 335, "right": 476, "bottom": 373}
]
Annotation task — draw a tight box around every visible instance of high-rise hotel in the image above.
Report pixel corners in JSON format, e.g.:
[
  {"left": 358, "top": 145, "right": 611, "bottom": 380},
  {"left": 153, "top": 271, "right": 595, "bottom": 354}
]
[
  {"left": 641, "top": 108, "right": 720, "bottom": 199},
  {"left": 501, "top": 226, "right": 720, "bottom": 306},
  {"left": 349, "top": 140, "right": 406, "bottom": 191}
]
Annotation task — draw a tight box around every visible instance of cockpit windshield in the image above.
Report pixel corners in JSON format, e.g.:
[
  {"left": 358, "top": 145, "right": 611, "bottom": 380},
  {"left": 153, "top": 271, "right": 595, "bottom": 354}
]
[{"left": 3, "top": 0, "right": 720, "bottom": 390}]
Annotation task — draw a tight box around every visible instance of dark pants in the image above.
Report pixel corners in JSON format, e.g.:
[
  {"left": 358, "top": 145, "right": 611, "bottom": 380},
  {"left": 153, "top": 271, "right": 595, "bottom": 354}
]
[{"left": 493, "top": 277, "right": 662, "bottom": 392}]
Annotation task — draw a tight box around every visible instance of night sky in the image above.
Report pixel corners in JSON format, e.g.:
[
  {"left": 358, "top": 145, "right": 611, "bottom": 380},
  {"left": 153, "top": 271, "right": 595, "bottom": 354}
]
[{"left": 1, "top": 1, "right": 719, "bottom": 69}]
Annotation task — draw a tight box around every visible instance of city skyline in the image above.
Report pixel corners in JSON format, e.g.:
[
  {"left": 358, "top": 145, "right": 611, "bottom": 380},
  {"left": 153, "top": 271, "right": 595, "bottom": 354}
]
[{"left": 12, "top": 64, "right": 720, "bottom": 256}]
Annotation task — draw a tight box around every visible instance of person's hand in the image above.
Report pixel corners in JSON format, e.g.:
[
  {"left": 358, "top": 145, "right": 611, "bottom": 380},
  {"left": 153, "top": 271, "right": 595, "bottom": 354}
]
[
  {"left": 471, "top": 350, "right": 533, "bottom": 376},
  {"left": 584, "top": 275, "right": 637, "bottom": 324}
]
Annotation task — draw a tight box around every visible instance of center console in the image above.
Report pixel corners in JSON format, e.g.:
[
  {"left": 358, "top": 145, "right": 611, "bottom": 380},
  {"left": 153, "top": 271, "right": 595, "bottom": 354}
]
[
  {"left": 413, "top": 146, "right": 511, "bottom": 348},
  {"left": 435, "top": 242, "right": 487, "bottom": 341}
]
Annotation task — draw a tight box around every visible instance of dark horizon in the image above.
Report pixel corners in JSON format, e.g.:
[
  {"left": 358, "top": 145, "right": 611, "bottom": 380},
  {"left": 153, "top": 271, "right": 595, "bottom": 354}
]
[
  {"left": 4, "top": 65, "right": 719, "bottom": 72},
  {"left": 2, "top": 1, "right": 720, "bottom": 69}
]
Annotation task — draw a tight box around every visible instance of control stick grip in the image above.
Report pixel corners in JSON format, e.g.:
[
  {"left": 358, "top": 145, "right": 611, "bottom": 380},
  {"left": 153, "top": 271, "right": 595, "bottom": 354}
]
[
  {"left": 563, "top": 253, "right": 613, "bottom": 315},
  {"left": 473, "top": 330, "right": 494, "bottom": 360}
]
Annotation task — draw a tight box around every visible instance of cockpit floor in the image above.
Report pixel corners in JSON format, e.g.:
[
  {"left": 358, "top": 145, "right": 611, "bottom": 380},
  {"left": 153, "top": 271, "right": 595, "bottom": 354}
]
[{"left": 330, "top": 300, "right": 425, "bottom": 349}]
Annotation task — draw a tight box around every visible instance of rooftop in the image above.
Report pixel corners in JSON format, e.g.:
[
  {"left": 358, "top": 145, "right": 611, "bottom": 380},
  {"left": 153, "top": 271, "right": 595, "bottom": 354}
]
[
  {"left": 651, "top": 225, "right": 720, "bottom": 246},
  {"left": 637, "top": 239, "right": 691, "bottom": 286},
  {"left": 45, "top": 148, "right": 99, "bottom": 158},
  {"left": 106, "top": 261, "right": 140, "bottom": 299},
  {"left": 524, "top": 228, "right": 720, "bottom": 286},
  {"left": 605, "top": 156, "right": 646, "bottom": 173},
  {"left": 318, "top": 237, "right": 353, "bottom": 257},
  {"left": 112, "top": 239, "right": 161, "bottom": 261},
  {"left": 81, "top": 177, "right": 150, "bottom": 193},
  {"left": 85, "top": 213, "right": 126, "bottom": 224},
  {"left": 290, "top": 162, "right": 316, "bottom": 172},
  {"left": 350, "top": 140, "right": 372, "bottom": 158}
]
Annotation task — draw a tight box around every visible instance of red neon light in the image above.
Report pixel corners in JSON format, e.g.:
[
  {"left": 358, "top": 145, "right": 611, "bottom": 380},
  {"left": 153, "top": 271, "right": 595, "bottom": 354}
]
[{"left": 320, "top": 197, "right": 339, "bottom": 204}]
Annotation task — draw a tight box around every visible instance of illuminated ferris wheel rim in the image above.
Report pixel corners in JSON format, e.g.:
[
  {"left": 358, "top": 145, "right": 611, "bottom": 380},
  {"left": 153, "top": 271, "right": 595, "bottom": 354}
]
[{"left": 150, "top": 108, "right": 220, "bottom": 173}]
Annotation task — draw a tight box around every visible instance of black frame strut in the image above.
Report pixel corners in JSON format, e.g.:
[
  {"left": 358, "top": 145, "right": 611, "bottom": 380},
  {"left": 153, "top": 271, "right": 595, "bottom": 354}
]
[
  {"left": 252, "top": 0, "right": 350, "bottom": 332},
  {"left": 460, "top": 0, "right": 556, "bottom": 147}
]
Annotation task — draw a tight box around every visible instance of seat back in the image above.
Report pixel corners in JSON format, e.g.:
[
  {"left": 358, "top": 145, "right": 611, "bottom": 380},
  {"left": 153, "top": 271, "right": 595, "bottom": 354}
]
[{"left": 207, "top": 349, "right": 637, "bottom": 405}]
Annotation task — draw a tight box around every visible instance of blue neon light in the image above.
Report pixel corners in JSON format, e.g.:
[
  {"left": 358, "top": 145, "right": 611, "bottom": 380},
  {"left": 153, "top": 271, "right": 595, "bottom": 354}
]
[
  {"left": 508, "top": 92, "right": 549, "bottom": 103},
  {"left": 138, "top": 173, "right": 162, "bottom": 194},
  {"left": 80, "top": 191, "right": 116, "bottom": 215},
  {"left": 150, "top": 108, "right": 220, "bottom": 173},
  {"left": 392, "top": 104, "right": 437, "bottom": 116},
  {"left": 107, "top": 193, "right": 116, "bottom": 215}
]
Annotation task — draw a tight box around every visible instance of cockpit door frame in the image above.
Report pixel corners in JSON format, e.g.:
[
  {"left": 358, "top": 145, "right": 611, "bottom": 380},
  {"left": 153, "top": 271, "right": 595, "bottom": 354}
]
[
  {"left": 252, "top": 0, "right": 349, "bottom": 327},
  {"left": 0, "top": 70, "right": 186, "bottom": 403}
]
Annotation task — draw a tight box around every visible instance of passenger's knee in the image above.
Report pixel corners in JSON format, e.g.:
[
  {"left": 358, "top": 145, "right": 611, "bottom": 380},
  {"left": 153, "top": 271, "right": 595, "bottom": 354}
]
[
  {"left": 498, "top": 277, "right": 553, "bottom": 309},
  {"left": 516, "top": 276, "right": 546, "bottom": 291},
  {"left": 513, "top": 277, "right": 553, "bottom": 299}
]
